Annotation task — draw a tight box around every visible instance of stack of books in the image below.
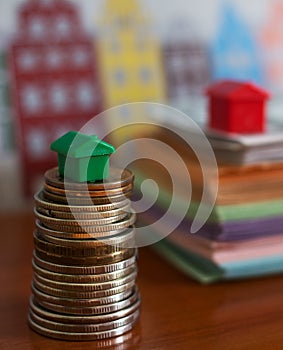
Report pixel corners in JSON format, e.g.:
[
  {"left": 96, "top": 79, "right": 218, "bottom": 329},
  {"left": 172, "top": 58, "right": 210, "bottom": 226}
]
[{"left": 135, "top": 123, "right": 283, "bottom": 283}]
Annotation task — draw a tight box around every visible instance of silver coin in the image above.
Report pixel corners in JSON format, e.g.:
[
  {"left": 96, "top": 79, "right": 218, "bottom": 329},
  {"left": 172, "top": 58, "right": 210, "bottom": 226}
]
[
  {"left": 31, "top": 285, "right": 139, "bottom": 314},
  {"left": 34, "top": 235, "right": 132, "bottom": 259},
  {"left": 34, "top": 246, "right": 136, "bottom": 266},
  {"left": 28, "top": 313, "right": 139, "bottom": 341},
  {"left": 35, "top": 220, "right": 130, "bottom": 240},
  {"left": 30, "top": 293, "right": 141, "bottom": 321},
  {"left": 37, "top": 227, "right": 136, "bottom": 248},
  {"left": 32, "top": 278, "right": 136, "bottom": 299},
  {"left": 32, "top": 259, "right": 137, "bottom": 284},
  {"left": 33, "top": 231, "right": 135, "bottom": 259},
  {"left": 36, "top": 204, "right": 131, "bottom": 220},
  {"left": 34, "top": 230, "right": 135, "bottom": 256},
  {"left": 29, "top": 307, "right": 140, "bottom": 333},
  {"left": 34, "top": 208, "right": 128, "bottom": 227},
  {"left": 37, "top": 212, "right": 136, "bottom": 233},
  {"left": 33, "top": 270, "right": 137, "bottom": 292},
  {"left": 31, "top": 284, "right": 136, "bottom": 309},
  {"left": 33, "top": 251, "right": 137, "bottom": 275},
  {"left": 35, "top": 191, "right": 131, "bottom": 213}
]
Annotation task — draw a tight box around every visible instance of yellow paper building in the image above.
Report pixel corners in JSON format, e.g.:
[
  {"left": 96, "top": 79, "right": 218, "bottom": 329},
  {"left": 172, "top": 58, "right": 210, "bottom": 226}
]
[{"left": 96, "top": 0, "right": 166, "bottom": 142}]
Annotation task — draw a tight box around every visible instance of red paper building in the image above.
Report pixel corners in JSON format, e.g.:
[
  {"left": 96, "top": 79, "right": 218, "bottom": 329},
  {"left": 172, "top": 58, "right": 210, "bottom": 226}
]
[
  {"left": 10, "top": 0, "right": 102, "bottom": 196},
  {"left": 206, "top": 80, "right": 270, "bottom": 134}
]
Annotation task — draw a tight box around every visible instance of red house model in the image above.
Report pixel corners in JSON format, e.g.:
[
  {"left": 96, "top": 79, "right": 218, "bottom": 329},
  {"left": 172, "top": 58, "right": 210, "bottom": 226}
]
[
  {"left": 10, "top": 0, "right": 102, "bottom": 196},
  {"left": 206, "top": 80, "right": 270, "bottom": 134}
]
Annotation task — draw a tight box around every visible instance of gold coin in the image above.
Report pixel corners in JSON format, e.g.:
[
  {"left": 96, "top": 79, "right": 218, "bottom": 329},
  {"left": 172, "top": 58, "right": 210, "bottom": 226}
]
[
  {"left": 30, "top": 293, "right": 140, "bottom": 322},
  {"left": 28, "top": 314, "right": 139, "bottom": 341},
  {"left": 43, "top": 189, "right": 132, "bottom": 205},
  {"left": 44, "top": 167, "right": 134, "bottom": 191},
  {"left": 34, "top": 247, "right": 136, "bottom": 266},
  {"left": 33, "top": 270, "right": 137, "bottom": 292},
  {"left": 32, "top": 278, "right": 136, "bottom": 299},
  {"left": 32, "top": 259, "right": 137, "bottom": 284},
  {"left": 33, "top": 251, "right": 137, "bottom": 275},
  {"left": 44, "top": 183, "right": 133, "bottom": 198},
  {"left": 35, "top": 191, "right": 131, "bottom": 213}
]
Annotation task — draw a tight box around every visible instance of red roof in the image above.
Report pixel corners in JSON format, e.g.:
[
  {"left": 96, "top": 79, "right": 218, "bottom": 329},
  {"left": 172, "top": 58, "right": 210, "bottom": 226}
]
[
  {"left": 206, "top": 80, "right": 270, "bottom": 100},
  {"left": 19, "top": 0, "right": 76, "bottom": 14}
]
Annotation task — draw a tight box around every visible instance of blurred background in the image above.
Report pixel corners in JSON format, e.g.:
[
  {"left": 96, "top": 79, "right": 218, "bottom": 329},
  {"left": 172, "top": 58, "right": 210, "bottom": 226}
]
[{"left": 1, "top": 0, "right": 283, "bottom": 210}]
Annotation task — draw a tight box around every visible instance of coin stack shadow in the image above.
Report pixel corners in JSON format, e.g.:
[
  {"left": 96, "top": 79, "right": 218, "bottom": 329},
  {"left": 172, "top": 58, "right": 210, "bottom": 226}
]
[{"left": 28, "top": 167, "right": 140, "bottom": 341}]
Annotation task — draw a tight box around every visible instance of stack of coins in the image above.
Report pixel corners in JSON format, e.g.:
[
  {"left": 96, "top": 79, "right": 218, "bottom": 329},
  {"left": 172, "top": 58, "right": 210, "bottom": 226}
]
[{"left": 28, "top": 167, "right": 140, "bottom": 341}]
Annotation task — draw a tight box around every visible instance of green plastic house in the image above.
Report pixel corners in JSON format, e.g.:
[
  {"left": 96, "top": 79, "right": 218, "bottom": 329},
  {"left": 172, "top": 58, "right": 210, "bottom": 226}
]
[{"left": 50, "top": 131, "right": 116, "bottom": 182}]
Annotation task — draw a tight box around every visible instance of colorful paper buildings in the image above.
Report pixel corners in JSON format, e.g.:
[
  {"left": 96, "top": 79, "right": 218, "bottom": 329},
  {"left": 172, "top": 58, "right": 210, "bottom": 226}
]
[
  {"left": 51, "top": 131, "right": 115, "bottom": 182},
  {"left": 96, "top": 0, "right": 166, "bottom": 108},
  {"left": 9, "top": 0, "right": 102, "bottom": 196},
  {"left": 206, "top": 80, "right": 270, "bottom": 133},
  {"left": 5, "top": 0, "right": 283, "bottom": 198}
]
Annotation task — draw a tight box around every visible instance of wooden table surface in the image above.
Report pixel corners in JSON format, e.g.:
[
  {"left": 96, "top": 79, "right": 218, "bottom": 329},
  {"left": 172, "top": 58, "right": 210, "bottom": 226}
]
[{"left": 1, "top": 212, "right": 283, "bottom": 350}]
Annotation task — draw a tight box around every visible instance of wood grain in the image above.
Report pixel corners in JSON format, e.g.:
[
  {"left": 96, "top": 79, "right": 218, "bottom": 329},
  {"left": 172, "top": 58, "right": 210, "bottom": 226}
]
[{"left": 1, "top": 212, "right": 283, "bottom": 350}]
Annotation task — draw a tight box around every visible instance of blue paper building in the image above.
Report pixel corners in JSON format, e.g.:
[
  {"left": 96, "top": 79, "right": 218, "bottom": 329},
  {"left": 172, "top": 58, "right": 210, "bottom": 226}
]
[{"left": 211, "top": 3, "right": 263, "bottom": 84}]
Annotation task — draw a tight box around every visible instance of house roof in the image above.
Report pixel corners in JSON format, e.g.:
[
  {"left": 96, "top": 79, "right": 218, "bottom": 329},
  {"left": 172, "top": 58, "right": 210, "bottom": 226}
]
[
  {"left": 206, "top": 80, "right": 270, "bottom": 100},
  {"left": 20, "top": 0, "right": 76, "bottom": 14},
  {"left": 50, "top": 131, "right": 115, "bottom": 158}
]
